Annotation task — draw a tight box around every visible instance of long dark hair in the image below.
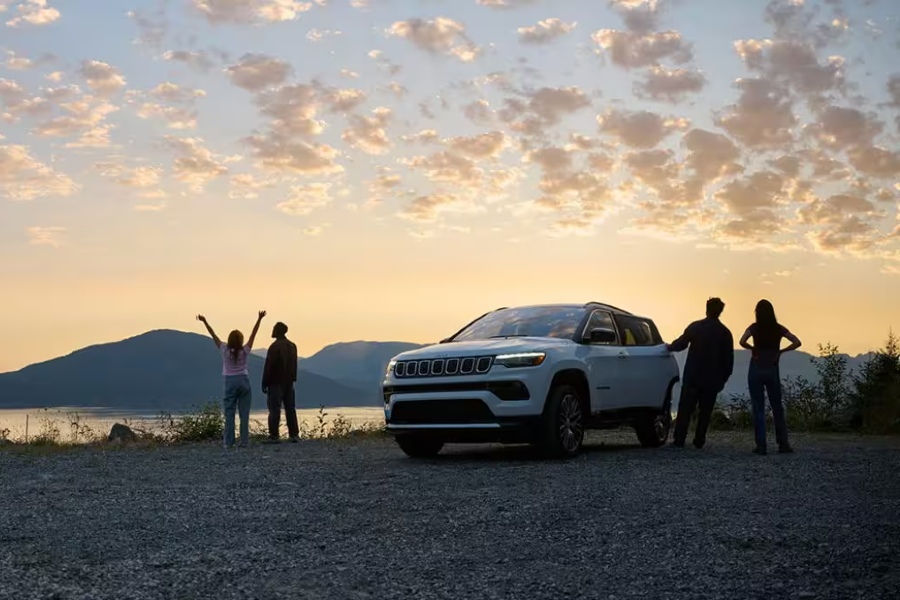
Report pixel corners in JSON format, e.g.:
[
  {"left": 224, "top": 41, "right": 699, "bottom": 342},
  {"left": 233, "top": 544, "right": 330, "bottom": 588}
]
[
  {"left": 226, "top": 330, "right": 244, "bottom": 364},
  {"left": 754, "top": 299, "right": 780, "bottom": 338}
]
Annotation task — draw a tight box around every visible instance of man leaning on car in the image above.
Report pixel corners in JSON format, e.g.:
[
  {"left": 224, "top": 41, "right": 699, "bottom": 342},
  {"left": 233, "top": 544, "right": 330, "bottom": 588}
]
[{"left": 666, "top": 297, "right": 734, "bottom": 449}]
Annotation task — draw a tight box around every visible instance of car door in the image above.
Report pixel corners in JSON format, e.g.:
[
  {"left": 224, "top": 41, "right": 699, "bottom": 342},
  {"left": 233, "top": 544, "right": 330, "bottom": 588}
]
[
  {"left": 579, "top": 309, "right": 626, "bottom": 413},
  {"left": 613, "top": 314, "right": 671, "bottom": 408}
]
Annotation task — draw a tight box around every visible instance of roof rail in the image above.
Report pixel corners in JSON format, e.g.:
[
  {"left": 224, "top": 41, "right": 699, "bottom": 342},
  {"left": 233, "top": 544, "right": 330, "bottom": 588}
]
[{"left": 584, "top": 301, "right": 632, "bottom": 315}]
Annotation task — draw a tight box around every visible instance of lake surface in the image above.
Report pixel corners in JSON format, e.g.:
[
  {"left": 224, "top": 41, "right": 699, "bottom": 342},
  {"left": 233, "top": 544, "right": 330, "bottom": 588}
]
[{"left": 0, "top": 406, "right": 385, "bottom": 442}]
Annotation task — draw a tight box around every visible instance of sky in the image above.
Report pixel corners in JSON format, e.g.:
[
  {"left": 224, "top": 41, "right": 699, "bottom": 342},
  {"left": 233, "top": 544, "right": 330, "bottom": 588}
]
[{"left": 1, "top": 0, "right": 899, "bottom": 372}]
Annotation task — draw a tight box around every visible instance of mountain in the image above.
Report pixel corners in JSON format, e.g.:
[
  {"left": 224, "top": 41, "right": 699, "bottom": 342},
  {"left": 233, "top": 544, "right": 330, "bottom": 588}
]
[
  {"left": 0, "top": 330, "right": 372, "bottom": 411},
  {"left": 672, "top": 348, "right": 874, "bottom": 399},
  {"left": 298, "top": 341, "right": 427, "bottom": 389}
]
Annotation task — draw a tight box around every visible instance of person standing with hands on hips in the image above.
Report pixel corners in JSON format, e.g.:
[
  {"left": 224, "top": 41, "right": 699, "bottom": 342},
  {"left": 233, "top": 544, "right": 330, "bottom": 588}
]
[
  {"left": 739, "top": 299, "right": 801, "bottom": 455},
  {"left": 196, "top": 310, "right": 266, "bottom": 449}
]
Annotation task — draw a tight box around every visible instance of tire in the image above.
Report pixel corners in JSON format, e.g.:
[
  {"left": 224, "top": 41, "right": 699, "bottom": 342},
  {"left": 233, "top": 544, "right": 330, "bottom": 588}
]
[
  {"left": 634, "top": 408, "right": 671, "bottom": 448},
  {"left": 396, "top": 435, "right": 444, "bottom": 458},
  {"left": 540, "top": 384, "right": 585, "bottom": 458}
]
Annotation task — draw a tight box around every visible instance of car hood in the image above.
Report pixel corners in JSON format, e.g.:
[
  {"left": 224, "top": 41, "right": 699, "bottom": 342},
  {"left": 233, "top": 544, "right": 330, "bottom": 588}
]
[{"left": 392, "top": 337, "right": 571, "bottom": 360}]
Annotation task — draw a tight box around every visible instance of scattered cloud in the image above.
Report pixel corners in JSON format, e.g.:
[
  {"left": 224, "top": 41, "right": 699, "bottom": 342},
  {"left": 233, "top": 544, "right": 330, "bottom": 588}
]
[
  {"left": 0, "top": 143, "right": 78, "bottom": 200},
  {"left": 225, "top": 53, "right": 292, "bottom": 92},
  {"left": 163, "top": 136, "right": 230, "bottom": 191},
  {"left": 190, "top": 0, "right": 316, "bottom": 25},
  {"left": 597, "top": 109, "right": 688, "bottom": 149},
  {"left": 634, "top": 66, "right": 706, "bottom": 103},
  {"left": 518, "top": 19, "right": 577, "bottom": 44},
  {"left": 387, "top": 17, "right": 480, "bottom": 62},
  {"left": 26, "top": 225, "right": 65, "bottom": 247},
  {"left": 5, "top": 0, "right": 60, "bottom": 28},
  {"left": 79, "top": 60, "right": 127, "bottom": 96},
  {"left": 276, "top": 182, "right": 332, "bottom": 215}
]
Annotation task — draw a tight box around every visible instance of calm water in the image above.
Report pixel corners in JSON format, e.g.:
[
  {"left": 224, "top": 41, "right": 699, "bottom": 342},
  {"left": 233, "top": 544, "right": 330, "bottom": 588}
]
[{"left": 0, "top": 406, "right": 384, "bottom": 442}]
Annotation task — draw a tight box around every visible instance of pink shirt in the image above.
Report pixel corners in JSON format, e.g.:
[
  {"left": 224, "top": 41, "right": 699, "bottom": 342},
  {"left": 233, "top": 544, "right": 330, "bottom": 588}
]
[{"left": 220, "top": 344, "right": 252, "bottom": 376}]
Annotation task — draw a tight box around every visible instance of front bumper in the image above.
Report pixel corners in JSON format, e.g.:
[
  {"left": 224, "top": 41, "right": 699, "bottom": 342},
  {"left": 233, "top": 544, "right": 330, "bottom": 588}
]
[{"left": 382, "top": 370, "right": 551, "bottom": 442}]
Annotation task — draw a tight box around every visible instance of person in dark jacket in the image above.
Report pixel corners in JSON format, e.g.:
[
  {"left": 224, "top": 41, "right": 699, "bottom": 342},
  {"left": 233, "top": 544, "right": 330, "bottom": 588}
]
[
  {"left": 739, "top": 299, "right": 801, "bottom": 455},
  {"left": 262, "top": 321, "right": 300, "bottom": 443},
  {"left": 666, "top": 297, "right": 734, "bottom": 449}
]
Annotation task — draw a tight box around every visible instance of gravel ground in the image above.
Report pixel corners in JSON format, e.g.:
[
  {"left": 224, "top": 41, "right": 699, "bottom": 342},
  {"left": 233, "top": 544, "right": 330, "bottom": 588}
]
[{"left": 1, "top": 431, "right": 898, "bottom": 600}]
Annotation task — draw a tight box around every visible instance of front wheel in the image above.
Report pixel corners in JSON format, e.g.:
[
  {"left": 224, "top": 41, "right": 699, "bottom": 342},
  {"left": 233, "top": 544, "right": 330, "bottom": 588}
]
[
  {"left": 395, "top": 435, "right": 444, "bottom": 458},
  {"left": 634, "top": 408, "right": 671, "bottom": 448},
  {"left": 540, "top": 384, "right": 585, "bottom": 458}
]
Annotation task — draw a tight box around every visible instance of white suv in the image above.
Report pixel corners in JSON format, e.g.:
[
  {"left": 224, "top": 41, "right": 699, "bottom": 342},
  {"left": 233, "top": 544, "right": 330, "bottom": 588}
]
[{"left": 382, "top": 302, "right": 681, "bottom": 458}]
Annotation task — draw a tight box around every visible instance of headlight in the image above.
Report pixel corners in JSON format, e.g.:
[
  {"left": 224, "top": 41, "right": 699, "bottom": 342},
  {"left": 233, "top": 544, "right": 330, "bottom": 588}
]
[
  {"left": 385, "top": 359, "right": 397, "bottom": 377},
  {"left": 494, "top": 352, "right": 546, "bottom": 367}
]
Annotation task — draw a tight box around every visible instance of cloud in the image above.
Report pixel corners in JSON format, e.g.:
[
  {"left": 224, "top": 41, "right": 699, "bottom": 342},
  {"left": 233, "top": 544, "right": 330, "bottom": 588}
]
[
  {"left": 591, "top": 28, "right": 692, "bottom": 69},
  {"left": 342, "top": 107, "right": 392, "bottom": 154},
  {"left": 191, "top": 0, "right": 315, "bottom": 25},
  {"left": 5, "top": 0, "right": 60, "bottom": 27},
  {"left": 386, "top": 17, "right": 480, "bottom": 62},
  {"left": 228, "top": 172, "right": 278, "bottom": 199},
  {"left": 302, "top": 224, "right": 327, "bottom": 235},
  {"left": 244, "top": 133, "right": 343, "bottom": 175},
  {"left": 79, "top": 60, "right": 127, "bottom": 96},
  {"left": 847, "top": 145, "right": 900, "bottom": 180},
  {"left": 0, "top": 143, "right": 78, "bottom": 200},
  {"left": 32, "top": 96, "right": 119, "bottom": 148},
  {"left": 476, "top": 0, "right": 537, "bottom": 8},
  {"left": 633, "top": 65, "right": 706, "bottom": 103},
  {"left": 26, "top": 225, "right": 65, "bottom": 247},
  {"left": 163, "top": 50, "right": 217, "bottom": 72},
  {"left": 163, "top": 136, "right": 230, "bottom": 190},
  {"left": 225, "top": 53, "right": 292, "bottom": 92},
  {"left": 715, "top": 77, "right": 796, "bottom": 148},
  {"left": 597, "top": 109, "right": 688, "bottom": 149},
  {"left": 306, "top": 28, "right": 341, "bottom": 41},
  {"left": 397, "top": 193, "right": 484, "bottom": 223},
  {"left": 276, "top": 182, "right": 332, "bottom": 215},
  {"left": 3, "top": 50, "right": 34, "bottom": 70},
  {"left": 808, "top": 105, "right": 883, "bottom": 149},
  {"left": 518, "top": 18, "right": 577, "bottom": 44},
  {"left": 498, "top": 86, "right": 591, "bottom": 136},
  {"left": 126, "top": 82, "right": 206, "bottom": 130},
  {"left": 445, "top": 131, "right": 507, "bottom": 158},
  {"left": 94, "top": 161, "right": 163, "bottom": 188},
  {"left": 734, "top": 38, "right": 846, "bottom": 98}
]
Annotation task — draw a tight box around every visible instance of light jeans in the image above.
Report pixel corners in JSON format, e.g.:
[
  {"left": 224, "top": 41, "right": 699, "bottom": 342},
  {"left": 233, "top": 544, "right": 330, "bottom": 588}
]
[{"left": 223, "top": 374, "right": 252, "bottom": 448}]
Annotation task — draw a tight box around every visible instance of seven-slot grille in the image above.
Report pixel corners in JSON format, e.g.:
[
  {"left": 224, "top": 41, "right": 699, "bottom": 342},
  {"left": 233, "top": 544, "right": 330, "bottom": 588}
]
[{"left": 394, "top": 356, "right": 493, "bottom": 378}]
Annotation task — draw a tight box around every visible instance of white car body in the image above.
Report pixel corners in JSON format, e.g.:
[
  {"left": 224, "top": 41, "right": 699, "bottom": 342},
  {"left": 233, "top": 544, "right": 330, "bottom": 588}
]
[{"left": 382, "top": 302, "right": 681, "bottom": 458}]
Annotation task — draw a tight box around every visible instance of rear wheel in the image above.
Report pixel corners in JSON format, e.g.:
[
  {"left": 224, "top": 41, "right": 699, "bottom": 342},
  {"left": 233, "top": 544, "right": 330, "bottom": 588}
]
[
  {"left": 540, "top": 384, "right": 585, "bottom": 458},
  {"left": 395, "top": 435, "right": 444, "bottom": 458},
  {"left": 634, "top": 408, "right": 671, "bottom": 448}
]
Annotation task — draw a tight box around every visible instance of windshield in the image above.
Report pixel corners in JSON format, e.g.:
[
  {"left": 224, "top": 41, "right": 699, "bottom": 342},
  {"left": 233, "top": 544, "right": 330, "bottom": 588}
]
[{"left": 450, "top": 306, "right": 585, "bottom": 342}]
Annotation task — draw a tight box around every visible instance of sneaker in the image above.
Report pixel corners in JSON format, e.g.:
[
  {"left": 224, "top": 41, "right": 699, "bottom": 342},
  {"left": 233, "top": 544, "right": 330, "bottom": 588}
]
[
  {"left": 752, "top": 446, "right": 767, "bottom": 455},
  {"left": 670, "top": 441, "right": 685, "bottom": 449},
  {"left": 778, "top": 445, "right": 794, "bottom": 454},
  {"left": 288, "top": 436, "right": 300, "bottom": 443},
  {"left": 261, "top": 438, "right": 280, "bottom": 445},
  {"left": 692, "top": 440, "right": 704, "bottom": 450}
]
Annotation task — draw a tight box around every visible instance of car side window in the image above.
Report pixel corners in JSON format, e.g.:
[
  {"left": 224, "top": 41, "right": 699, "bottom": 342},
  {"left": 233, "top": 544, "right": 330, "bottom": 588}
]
[
  {"left": 614, "top": 315, "right": 655, "bottom": 346},
  {"left": 584, "top": 310, "right": 618, "bottom": 344}
]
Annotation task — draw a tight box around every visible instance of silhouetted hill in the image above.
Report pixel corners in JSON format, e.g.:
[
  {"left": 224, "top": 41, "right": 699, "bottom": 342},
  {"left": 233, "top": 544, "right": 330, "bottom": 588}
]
[
  {"left": 672, "top": 348, "right": 873, "bottom": 398},
  {"left": 0, "top": 330, "right": 370, "bottom": 410},
  {"left": 298, "top": 341, "right": 426, "bottom": 388}
]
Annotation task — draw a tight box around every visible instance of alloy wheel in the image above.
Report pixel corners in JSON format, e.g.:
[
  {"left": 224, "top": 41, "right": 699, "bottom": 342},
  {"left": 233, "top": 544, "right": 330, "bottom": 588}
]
[{"left": 558, "top": 393, "right": 584, "bottom": 453}]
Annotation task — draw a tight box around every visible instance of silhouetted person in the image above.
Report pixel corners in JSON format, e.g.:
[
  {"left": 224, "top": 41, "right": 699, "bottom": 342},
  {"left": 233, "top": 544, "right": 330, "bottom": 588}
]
[
  {"left": 197, "top": 310, "right": 266, "bottom": 449},
  {"left": 667, "top": 297, "right": 734, "bottom": 449},
  {"left": 739, "top": 299, "right": 801, "bottom": 455},
  {"left": 262, "top": 321, "right": 299, "bottom": 443}
]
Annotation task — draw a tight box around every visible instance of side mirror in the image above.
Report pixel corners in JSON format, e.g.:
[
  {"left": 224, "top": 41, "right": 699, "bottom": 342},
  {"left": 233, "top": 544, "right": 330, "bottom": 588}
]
[{"left": 588, "top": 328, "right": 617, "bottom": 344}]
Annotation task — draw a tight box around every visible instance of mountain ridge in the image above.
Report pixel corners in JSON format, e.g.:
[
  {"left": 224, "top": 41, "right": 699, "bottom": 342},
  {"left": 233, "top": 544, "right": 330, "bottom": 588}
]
[{"left": 0, "top": 330, "right": 877, "bottom": 411}]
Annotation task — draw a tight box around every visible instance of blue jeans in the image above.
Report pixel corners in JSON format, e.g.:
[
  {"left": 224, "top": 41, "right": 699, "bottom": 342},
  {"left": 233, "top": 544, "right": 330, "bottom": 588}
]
[
  {"left": 748, "top": 362, "right": 789, "bottom": 450},
  {"left": 223, "top": 375, "right": 252, "bottom": 448}
]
